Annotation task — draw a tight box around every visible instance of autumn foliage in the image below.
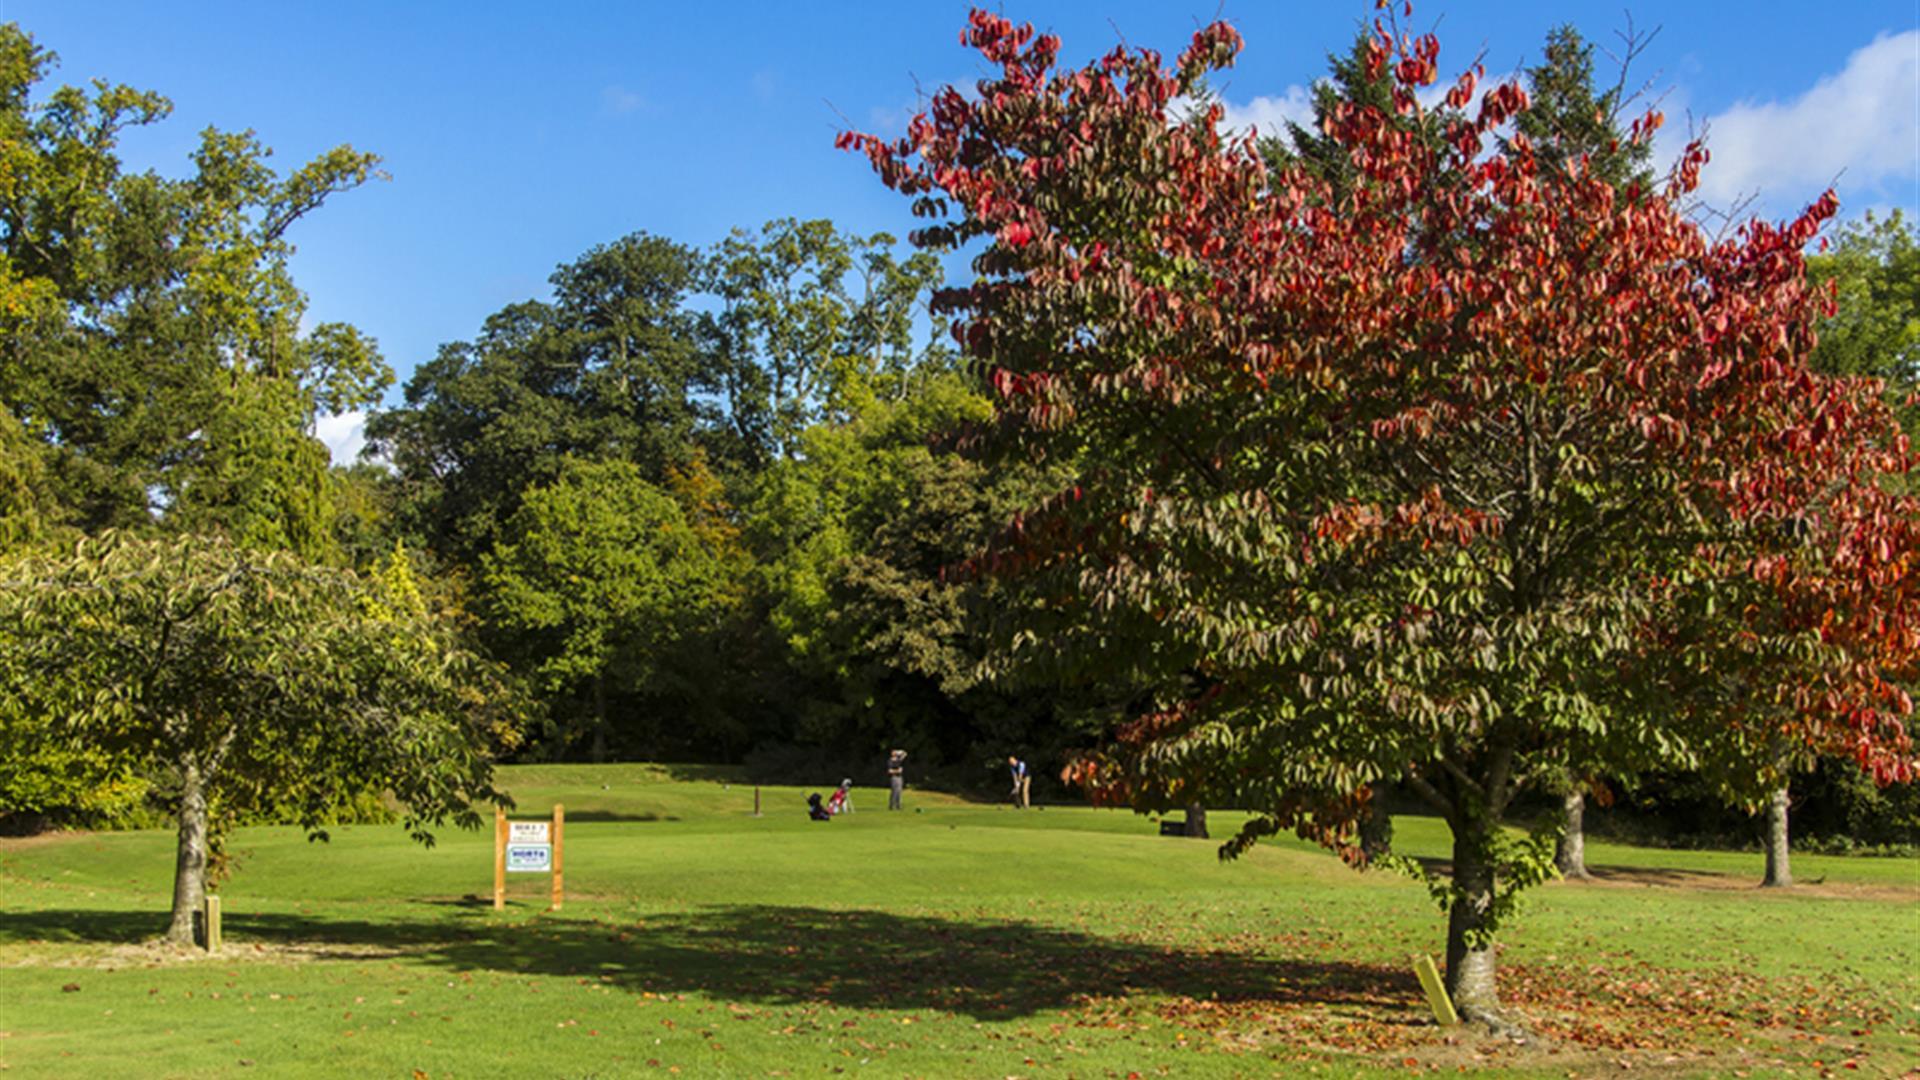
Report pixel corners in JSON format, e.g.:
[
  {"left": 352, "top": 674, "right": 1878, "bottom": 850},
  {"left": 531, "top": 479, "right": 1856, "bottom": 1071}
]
[{"left": 844, "top": 9, "right": 1918, "bottom": 1021}]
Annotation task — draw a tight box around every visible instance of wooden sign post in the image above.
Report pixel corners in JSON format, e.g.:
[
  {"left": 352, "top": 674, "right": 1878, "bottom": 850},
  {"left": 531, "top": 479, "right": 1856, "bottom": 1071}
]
[
  {"left": 493, "top": 803, "right": 565, "bottom": 911},
  {"left": 202, "top": 894, "right": 222, "bottom": 952},
  {"left": 550, "top": 804, "right": 565, "bottom": 911},
  {"left": 493, "top": 806, "right": 507, "bottom": 910}
]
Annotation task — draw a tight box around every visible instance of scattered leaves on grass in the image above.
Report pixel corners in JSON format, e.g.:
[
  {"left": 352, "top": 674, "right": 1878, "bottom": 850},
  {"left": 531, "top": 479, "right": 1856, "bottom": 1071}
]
[{"left": 1098, "top": 953, "right": 1909, "bottom": 1072}]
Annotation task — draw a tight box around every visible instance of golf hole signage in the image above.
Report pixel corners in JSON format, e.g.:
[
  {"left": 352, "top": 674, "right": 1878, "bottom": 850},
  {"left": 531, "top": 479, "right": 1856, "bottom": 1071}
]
[{"left": 493, "top": 804, "right": 565, "bottom": 911}]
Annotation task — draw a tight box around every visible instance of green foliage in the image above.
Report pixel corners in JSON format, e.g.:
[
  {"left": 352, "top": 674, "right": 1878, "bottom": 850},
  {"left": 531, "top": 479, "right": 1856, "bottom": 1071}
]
[
  {"left": 0, "top": 24, "right": 401, "bottom": 830},
  {"left": 0, "top": 21, "right": 388, "bottom": 542},
  {"left": 0, "top": 405, "right": 50, "bottom": 550},
  {"left": 482, "top": 457, "right": 744, "bottom": 758},
  {"left": 366, "top": 233, "right": 710, "bottom": 567},
  {"left": 1261, "top": 33, "right": 1415, "bottom": 200},
  {"left": 1806, "top": 210, "right": 1919, "bottom": 430},
  {"left": 367, "top": 220, "right": 998, "bottom": 768},
  {"left": 166, "top": 374, "right": 339, "bottom": 561},
  {"left": 705, "top": 218, "right": 946, "bottom": 464},
  {"left": 0, "top": 709, "right": 147, "bottom": 827},
  {"left": 1510, "top": 26, "right": 1654, "bottom": 187},
  {"left": 0, "top": 533, "right": 514, "bottom": 926}
]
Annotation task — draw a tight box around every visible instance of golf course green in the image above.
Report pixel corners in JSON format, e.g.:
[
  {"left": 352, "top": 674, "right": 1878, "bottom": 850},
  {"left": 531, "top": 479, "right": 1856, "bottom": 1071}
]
[{"left": 3, "top": 764, "right": 1915, "bottom": 1078}]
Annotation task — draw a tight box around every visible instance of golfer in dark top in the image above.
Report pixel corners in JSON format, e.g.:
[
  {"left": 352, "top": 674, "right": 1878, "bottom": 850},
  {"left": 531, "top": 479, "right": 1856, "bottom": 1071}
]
[
  {"left": 1008, "top": 756, "right": 1030, "bottom": 809},
  {"left": 887, "top": 749, "right": 906, "bottom": 810}
]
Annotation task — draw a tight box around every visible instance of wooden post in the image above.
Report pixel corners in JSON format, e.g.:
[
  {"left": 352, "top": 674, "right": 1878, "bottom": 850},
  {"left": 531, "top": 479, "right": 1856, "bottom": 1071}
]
[
  {"left": 753, "top": 786, "right": 761, "bottom": 817},
  {"left": 1412, "top": 954, "right": 1459, "bottom": 1026},
  {"left": 203, "top": 894, "right": 222, "bottom": 953},
  {"left": 550, "top": 804, "right": 565, "bottom": 911},
  {"left": 493, "top": 805, "right": 507, "bottom": 911}
]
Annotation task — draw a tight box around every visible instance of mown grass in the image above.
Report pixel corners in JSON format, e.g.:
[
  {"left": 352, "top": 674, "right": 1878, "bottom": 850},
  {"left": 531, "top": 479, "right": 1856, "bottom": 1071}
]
[{"left": 1, "top": 763, "right": 1915, "bottom": 1078}]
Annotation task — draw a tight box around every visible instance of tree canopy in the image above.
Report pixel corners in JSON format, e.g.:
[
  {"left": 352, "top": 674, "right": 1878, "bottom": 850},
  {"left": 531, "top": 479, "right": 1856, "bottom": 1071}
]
[
  {"left": 843, "top": 9, "right": 1919, "bottom": 1026},
  {"left": 0, "top": 535, "right": 512, "bottom": 941},
  {"left": 483, "top": 456, "right": 745, "bottom": 760}
]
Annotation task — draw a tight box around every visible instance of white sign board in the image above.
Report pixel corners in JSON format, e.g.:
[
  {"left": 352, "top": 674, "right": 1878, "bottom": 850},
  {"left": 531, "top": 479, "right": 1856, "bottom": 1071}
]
[
  {"left": 506, "top": 843, "right": 552, "bottom": 873},
  {"left": 509, "top": 820, "right": 550, "bottom": 844}
]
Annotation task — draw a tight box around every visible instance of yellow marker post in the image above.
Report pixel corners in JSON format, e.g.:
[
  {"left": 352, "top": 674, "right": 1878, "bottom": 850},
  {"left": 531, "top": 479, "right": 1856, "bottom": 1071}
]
[
  {"left": 550, "top": 804, "right": 565, "bottom": 911},
  {"left": 203, "top": 894, "right": 222, "bottom": 953},
  {"left": 1413, "top": 954, "right": 1459, "bottom": 1025}
]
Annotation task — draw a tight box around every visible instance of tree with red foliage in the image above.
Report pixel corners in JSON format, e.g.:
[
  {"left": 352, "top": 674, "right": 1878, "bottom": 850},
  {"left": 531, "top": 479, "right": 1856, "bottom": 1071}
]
[{"left": 843, "top": 10, "right": 1919, "bottom": 1030}]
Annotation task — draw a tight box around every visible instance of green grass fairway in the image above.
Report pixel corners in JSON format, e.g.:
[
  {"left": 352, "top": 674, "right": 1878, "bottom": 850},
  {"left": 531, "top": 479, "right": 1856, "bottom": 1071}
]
[{"left": 3, "top": 765, "right": 1916, "bottom": 1078}]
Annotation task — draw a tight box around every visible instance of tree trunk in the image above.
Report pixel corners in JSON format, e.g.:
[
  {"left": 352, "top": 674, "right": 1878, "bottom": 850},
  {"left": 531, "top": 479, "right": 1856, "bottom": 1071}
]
[
  {"left": 590, "top": 675, "right": 609, "bottom": 764},
  {"left": 1444, "top": 814, "right": 1506, "bottom": 1028},
  {"left": 1360, "top": 780, "right": 1393, "bottom": 860},
  {"left": 165, "top": 757, "right": 210, "bottom": 946},
  {"left": 1762, "top": 784, "right": 1792, "bottom": 888},
  {"left": 1555, "top": 789, "right": 1590, "bottom": 879},
  {"left": 1183, "top": 802, "right": 1208, "bottom": 839}
]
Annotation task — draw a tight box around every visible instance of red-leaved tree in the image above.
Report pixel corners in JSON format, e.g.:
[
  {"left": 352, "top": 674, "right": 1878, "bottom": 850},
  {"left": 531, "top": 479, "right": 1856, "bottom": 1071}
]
[{"left": 843, "top": 10, "right": 1918, "bottom": 1028}]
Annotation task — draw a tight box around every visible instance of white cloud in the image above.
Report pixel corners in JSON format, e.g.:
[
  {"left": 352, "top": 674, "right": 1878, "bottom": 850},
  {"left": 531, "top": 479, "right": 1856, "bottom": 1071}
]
[
  {"left": 1416, "top": 69, "right": 1514, "bottom": 117},
  {"left": 1218, "top": 85, "right": 1316, "bottom": 142},
  {"left": 601, "top": 85, "right": 646, "bottom": 115},
  {"left": 314, "top": 410, "right": 367, "bottom": 467},
  {"left": 1691, "top": 30, "right": 1919, "bottom": 214},
  {"left": 1213, "top": 69, "right": 1510, "bottom": 151}
]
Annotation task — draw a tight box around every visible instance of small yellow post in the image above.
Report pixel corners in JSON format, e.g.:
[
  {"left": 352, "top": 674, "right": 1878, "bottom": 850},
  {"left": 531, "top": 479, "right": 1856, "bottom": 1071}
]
[
  {"left": 550, "top": 803, "right": 565, "bottom": 911},
  {"left": 1413, "top": 954, "right": 1459, "bottom": 1025},
  {"left": 493, "top": 806, "right": 507, "bottom": 911},
  {"left": 203, "top": 894, "right": 222, "bottom": 953}
]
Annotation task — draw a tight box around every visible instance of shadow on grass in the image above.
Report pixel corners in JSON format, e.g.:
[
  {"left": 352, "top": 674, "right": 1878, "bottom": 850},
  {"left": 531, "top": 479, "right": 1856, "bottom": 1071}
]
[
  {"left": 1579, "top": 864, "right": 1752, "bottom": 888},
  {"left": 1, "top": 904, "right": 1417, "bottom": 1021}
]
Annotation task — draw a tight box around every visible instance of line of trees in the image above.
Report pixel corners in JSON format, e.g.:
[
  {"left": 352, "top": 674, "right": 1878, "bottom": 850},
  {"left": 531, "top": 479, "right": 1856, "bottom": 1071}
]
[{"left": 354, "top": 217, "right": 1116, "bottom": 776}]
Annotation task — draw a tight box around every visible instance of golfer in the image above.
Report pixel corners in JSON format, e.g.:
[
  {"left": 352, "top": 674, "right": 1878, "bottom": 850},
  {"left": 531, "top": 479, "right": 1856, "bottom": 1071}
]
[
  {"left": 887, "top": 749, "right": 907, "bottom": 810},
  {"left": 1007, "top": 756, "right": 1030, "bottom": 809}
]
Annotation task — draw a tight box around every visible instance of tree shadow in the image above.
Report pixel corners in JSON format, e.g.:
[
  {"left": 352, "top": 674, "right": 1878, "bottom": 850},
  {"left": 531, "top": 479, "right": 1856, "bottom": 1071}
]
[
  {"left": 1579, "top": 864, "right": 1748, "bottom": 888},
  {"left": 0, "top": 907, "right": 162, "bottom": 945},
  {"left": 2, "top": 904, "right": 1420, "bottom": 1022}
]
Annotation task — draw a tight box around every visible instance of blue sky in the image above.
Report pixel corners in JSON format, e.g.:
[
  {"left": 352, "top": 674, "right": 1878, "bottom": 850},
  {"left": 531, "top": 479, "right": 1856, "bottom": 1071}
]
[{"left": 5, "top": 2, "right": 1917, "bottom": 461}]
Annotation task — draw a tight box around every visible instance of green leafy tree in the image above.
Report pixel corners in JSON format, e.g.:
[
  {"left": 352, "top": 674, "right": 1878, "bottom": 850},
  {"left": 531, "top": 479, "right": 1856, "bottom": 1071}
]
[
  {"left": 745, "top": 372, "right": 986, "bottom": 743},
  {"left": 482, "top": 457, "right": 743, "bottom": 760},
  {"left": 1509, "top": 26, "right": 1653, "bottom": 188},
  {"left": 0, "top": 405, "right": 48, "bottom": 551},
  {"left": 1264, "top": 31, "right": 1426, "bottom": 201},
  {"left": 0, "top": 23, "right": 392, "bottom": 826},
  {"left": 705, "top": 218, "right": 944, "bottom": 464},
  {"left": 0, "top": 534, "right": 513, "bottom": 943},
  {"left": 0, "top": 24, "right": 388, "bottom": 537},
  {"left": 1806, "top": 210, "right": 1919, "bottom": 426},
  {"left": 366, "top": 234, "right": 709, "bottom": 567}
]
